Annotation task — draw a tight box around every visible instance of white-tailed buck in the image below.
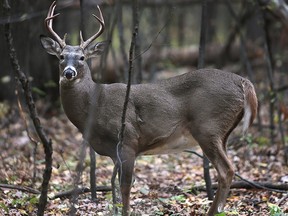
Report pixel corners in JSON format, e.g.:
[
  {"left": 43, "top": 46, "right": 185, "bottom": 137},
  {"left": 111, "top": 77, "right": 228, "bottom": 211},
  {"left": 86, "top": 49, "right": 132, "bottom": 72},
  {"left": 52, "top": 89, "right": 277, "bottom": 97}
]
[{"left": 41, "top": 2, "right": 258, "bottom": 215}]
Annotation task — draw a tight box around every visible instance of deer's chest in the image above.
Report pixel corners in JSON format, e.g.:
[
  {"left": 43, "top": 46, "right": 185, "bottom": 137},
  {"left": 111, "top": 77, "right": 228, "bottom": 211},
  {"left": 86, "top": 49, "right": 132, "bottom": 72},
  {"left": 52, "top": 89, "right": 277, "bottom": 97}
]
[{"left": 60, "top": 89, "right": 90, "bottom": 132}]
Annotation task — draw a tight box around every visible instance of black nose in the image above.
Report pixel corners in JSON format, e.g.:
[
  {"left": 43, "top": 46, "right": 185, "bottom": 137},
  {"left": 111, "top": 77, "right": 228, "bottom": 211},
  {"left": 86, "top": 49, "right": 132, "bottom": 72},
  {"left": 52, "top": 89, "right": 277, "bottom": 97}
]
[{"left": 64, "top": 68, "right": 76, "bottom": 80}]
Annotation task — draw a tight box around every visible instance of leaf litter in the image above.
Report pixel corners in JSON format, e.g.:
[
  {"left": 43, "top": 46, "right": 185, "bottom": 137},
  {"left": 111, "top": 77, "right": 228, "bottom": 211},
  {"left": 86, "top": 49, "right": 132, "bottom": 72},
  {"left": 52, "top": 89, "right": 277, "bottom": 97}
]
[{"left": 0, "top": 103, "right": 287, "bottom": 215}]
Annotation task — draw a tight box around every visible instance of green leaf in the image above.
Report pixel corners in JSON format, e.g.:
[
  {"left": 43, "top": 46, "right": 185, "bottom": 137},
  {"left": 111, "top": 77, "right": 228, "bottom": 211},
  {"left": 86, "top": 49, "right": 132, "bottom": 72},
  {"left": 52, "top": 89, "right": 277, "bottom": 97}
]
[
  {"left": 0, "top": 202, "right": 9, "bottom": 213},
  {"left": 215, "top": 212, "right": 226, "bottom": 216},
  {"left": 267, "top": 202, "right": 284, "bottom": 215},
  {"left": 155, "top": 211, "right": 164, "bottom": 215},
  {"left": 171, "top": 194, "right": 186, "bottom": 203},
  {"left": 158, "top": 197, "right": 169, "bottom": 204},
  {"left": 29, "top": 196, "right": 39, "bottom": 205}
]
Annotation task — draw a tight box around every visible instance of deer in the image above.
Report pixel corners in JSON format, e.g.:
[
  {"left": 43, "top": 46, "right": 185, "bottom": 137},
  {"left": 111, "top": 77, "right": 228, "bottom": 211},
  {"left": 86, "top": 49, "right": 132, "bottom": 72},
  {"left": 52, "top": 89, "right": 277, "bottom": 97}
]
[{"left": 40, "top": 2, "right": 258, "bottom": 215}]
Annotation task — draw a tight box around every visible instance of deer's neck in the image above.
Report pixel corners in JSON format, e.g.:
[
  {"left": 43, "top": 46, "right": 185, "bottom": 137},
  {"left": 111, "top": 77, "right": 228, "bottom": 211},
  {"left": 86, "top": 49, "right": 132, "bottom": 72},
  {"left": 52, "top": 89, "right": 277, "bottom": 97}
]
[{"left": 60, "top": 74, "right": 101, "bottom": 132}]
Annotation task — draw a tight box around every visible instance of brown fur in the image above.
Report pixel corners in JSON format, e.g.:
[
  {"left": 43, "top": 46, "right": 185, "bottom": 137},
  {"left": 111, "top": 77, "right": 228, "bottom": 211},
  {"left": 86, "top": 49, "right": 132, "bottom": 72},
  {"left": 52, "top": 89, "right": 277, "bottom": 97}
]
[{"left": 41, "top": 37, "right": 258, "bottom": 216}]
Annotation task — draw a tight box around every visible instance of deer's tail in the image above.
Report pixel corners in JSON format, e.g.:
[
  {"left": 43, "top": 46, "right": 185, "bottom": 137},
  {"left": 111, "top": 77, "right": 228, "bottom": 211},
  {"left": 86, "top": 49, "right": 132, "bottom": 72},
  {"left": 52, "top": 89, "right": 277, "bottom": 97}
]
[{"left": 243, "top": 80, "right": 258, "bottom": 134}]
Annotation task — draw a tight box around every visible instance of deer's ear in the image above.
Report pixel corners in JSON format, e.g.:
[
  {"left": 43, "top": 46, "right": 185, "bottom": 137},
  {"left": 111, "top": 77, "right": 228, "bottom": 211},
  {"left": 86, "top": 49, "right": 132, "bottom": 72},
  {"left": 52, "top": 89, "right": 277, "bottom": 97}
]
[
  {"left": 40, "top": 35, "right": 62, "bottom": 58},
  {"left": 85, "top": 41, "right": 108, "bottom": 59}
]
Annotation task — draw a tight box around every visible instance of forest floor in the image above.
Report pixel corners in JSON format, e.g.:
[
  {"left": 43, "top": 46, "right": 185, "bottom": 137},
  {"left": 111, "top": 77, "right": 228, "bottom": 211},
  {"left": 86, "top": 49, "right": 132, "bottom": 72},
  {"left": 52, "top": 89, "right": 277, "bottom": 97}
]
[{"left": 0, "top": 102, "right": 288, "bottom": 216}]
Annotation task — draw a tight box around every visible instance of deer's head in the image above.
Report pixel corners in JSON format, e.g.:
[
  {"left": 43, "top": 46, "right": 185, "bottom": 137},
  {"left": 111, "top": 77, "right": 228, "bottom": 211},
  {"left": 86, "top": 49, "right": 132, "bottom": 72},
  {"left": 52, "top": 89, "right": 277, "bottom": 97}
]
[{"left": 40, "top": 1, "right": 106, "bottom": 85}]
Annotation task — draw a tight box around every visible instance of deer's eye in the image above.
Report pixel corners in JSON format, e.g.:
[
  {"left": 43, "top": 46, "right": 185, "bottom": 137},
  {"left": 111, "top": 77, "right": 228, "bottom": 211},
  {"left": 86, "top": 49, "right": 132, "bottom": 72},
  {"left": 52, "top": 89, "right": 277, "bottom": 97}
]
[
  {"left": 80, "top": 56, "right": 85, "bottom": 61},
  {"left": 60, "top": 55, "right": 64, "bottom": 60}
]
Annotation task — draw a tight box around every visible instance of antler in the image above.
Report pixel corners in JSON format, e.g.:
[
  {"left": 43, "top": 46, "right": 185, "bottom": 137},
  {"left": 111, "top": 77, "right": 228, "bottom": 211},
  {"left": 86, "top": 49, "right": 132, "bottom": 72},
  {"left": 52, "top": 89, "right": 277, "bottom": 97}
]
[
  {"left": 80, "top": 5, "right": 105, "bottom": 49},
  {"left": 45, "top": 1, "right": 66, "bottom": 48}
]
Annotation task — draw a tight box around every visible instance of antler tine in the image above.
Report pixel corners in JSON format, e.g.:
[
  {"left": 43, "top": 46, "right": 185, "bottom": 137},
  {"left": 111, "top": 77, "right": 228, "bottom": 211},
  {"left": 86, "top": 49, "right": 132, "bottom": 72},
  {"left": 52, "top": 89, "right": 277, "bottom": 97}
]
[
  {"left": 80, "top": 5, "right": 105, "bottom": 49},
  {"left": 45, "top": 1, "right": 66, "bottom": 48}
]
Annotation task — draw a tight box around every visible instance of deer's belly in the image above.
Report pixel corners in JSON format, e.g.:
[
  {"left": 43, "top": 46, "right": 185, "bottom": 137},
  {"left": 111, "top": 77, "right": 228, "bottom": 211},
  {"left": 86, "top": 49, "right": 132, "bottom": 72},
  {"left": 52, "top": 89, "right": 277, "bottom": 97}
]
[{"left": 140, "top": 126, "right": 199, "bottom": 155}]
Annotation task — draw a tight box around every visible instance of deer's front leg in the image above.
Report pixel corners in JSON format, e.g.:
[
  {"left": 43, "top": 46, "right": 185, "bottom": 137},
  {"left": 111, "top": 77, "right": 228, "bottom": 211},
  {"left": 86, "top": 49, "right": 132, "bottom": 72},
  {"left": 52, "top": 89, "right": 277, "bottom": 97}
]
[{"left": 118, "top": 146, "right": 136, "bottom": 216}]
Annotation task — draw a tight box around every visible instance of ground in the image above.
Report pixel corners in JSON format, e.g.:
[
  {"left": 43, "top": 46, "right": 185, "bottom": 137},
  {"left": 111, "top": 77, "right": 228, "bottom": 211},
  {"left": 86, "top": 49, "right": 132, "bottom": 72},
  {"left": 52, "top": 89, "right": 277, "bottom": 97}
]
[{"left": 0, "top": 102, "right": 287, "bottom": 215}]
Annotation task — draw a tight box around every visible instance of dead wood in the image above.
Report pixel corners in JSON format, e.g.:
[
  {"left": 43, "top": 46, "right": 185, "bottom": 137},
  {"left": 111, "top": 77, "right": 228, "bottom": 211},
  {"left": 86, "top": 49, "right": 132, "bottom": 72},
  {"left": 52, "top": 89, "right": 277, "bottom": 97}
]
[
  {"left": 51, "top": 186, "right": 112, "bottom": 200},
  {"left": 192, "top": 180, "right": 288, "bottom": 193},
  {"left": 0, "top": 183, "right": 40, "bottom": 194}
]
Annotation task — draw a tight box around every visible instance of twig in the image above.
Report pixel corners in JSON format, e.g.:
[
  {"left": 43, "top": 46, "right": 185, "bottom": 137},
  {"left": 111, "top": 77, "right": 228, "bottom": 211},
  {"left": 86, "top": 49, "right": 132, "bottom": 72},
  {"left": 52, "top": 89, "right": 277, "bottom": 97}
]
[
  {"left": 133, "top": 23, "right": 166, "bottom": 61},
  {"left": 225, "top": 0, "right": 263, "bottom": 133},
  {"left": 116, "top": 0, "right": 139, "bottom": 186},
  {"left": 114, "top": 0, "right": 139, "bottom": 213},
  {"left": 0, "top": 184, "right": 40, "bottom": 194},
  {"left": 15, "top": 88, "right": 39, "bottom": 183},
  {"left": 218, "top": 3, "right": 255, "bottom": 68},
  {"left": 185, "top": 150, "right": 204, "bottom": 159},
  {"left": 235, "top": 174, "right": 287, "bottom": 193},
  {"left": 59, "top": 148, "right": 72, "bottom": 175},
  {"left": 277, "top": 193, "right": 288, "bottom": 206},
  {"left": 3, "top": 1, "right": 53, "bottom": 216},
  {"left": 191, "top": 180, "right": 288, "bottom": 193},
  {"left": 187, "top": 151, "right": 288, "bottom": 193},
  {"left": 133, "top": 8, "right": 174, "bottom": 61},
  {"left": 51, "top": 186, "right": 112, "bottom": 200}
]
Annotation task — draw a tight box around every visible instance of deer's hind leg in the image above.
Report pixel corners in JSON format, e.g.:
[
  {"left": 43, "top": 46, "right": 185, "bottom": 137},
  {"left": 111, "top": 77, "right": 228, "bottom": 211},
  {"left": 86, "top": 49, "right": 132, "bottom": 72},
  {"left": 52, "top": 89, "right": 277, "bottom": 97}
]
[
  {"left": 189, "top": 119, "right": 238, "bottom": 215},
  {"left": 198, "top": 135, "right": 235, "bottom": 215}
]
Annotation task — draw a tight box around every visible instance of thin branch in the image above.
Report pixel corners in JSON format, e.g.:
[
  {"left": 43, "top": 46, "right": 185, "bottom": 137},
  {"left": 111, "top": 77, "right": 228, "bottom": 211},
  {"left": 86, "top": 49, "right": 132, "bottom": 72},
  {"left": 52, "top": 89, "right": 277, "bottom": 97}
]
[
  {"left": 15, "top": 88, "right": 39, "bottom": 183},
  {"left": 192, "top": 181, "right": 288, "bottom": 193},
  {"left": 217, "top": 3, "right": 255, "bottom": 68},
  {"left": 235, "top": 173, "right": 287, "bottom": 193},
  {"left": 114, "top": 0, "right": 139, "bottom": 213},
  {"left": 3, "top": 1, "right": 53, "bottom": 216},
  {"left": 277, "top": 193, "right": 288, "bottom": 206},
  {"left": 116, "top": 0, "right": 139, "bottom": 185},
  {"left": 133, "top": 7, "right": 175, "bottom": 61},
  {"left": 0, "top": 184, "right": 40, "bottom": 194},
  {"left": 185, "top": 150, "right": 204, "bottom": 159},
  {"left": 224, "top": 0, "right": 263, "bottom": 133},
  {"left": 51, "top": 186, "right": 112, "bottom": 200},
  {"left": 187, "top": 151, "right": 288, "bottom": 193},
  {"left": 133, "top": 20, "right": 168, "bottom": 61}
]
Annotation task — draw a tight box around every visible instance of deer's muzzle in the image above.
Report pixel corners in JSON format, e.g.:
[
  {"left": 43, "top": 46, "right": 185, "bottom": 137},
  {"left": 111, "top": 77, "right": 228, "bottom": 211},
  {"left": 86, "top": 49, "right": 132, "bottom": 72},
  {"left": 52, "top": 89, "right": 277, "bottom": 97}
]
[{"left": 63, "top": 66, "right": 77, "bottom": 80}]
